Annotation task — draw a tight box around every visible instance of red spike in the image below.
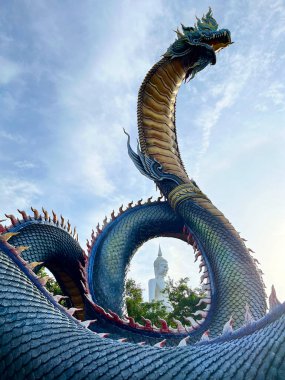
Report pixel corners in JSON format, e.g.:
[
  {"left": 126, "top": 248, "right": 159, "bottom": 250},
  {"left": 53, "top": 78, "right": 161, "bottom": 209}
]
[
  {"left": 0, "top": 224, "right": 6, "bottom": 233},
  {"left": 269, "top": 285, "right": 281, "bottom": 311},
  {"left": 81, "top": 319, "right": 97, "bottom": 328},
  {"left": 78, "top": 261, "right": 86, "bottom": 271},
  {"left": 108, "top": 310, "right": 123, "bottom": 323},
  {"left": 119, "top": 204, "right": 123, "bottom": 214},
  {"left": 5, "top": 214, "right": 18, "bottom": 226},
  {"left": 38, "top": 275, "right": 50, "bottom": 286},
  {"left": 154, "top": 339, "right": 167, "bottom": 348},
  {"left": 141, "top": 317, "right": 153, "bottom": 331},
  {"left": 194, "top": 251, "right": 202, "bottom": 262},
  {"left": 80, "top": 280, "right": 88, "bottom": 293},
  {"left": 17, "top": 209, "right": 28, "bottom": 221},
  {"left": 52, "top": 210, "right": 57, "bottom": 223},
  {"left": 82, "top": 250, "right": 88, "bottom": 261},
  {"left": 31, "top": 207, "right": 39, "bottom": 219},
  {"left": 85, "top": 295, "right": 113, "bottom": 319},
  {"left": 67, "top": 307, "right": 83, "bottom": 316},
  {"left": 111, "top": 210, "right": 115, "bottom": 220},
  {"left": 158, "top": 318, "right": 170, "bottom": 333},
  {"left": 125, "top": 316, "right": 137, "bottom": 328},
  {"left": 117, "top": 338, "right": 128, "bottom": 342},
  {"left": 42, "top": 207, "right": 49, "bottom": 221},
  {"left": 97, "top": 332, "right": 110, "bottom": 338}
]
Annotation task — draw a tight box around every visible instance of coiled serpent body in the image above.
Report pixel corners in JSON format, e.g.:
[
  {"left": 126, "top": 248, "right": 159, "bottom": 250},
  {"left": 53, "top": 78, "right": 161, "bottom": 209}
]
[{"left": 0, "top": 8, "right": 284, "bottom": 380}]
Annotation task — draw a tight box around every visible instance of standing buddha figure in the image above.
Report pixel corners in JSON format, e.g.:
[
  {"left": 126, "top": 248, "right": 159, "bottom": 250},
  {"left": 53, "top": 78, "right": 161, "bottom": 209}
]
[{"left": 148, "top": 245, "right": 173, "bottom": 312}]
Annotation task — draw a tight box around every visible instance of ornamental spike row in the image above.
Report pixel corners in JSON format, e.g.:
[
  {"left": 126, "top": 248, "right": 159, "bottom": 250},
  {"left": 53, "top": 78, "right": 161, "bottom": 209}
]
[
  {"left": 1, "top": 208, "right": 80, "bottom": 241},
  {"left": 85, "top": 294, "right": 199, "bottom": 335},
  {"left": 86, "top": 196, "right": 168, "bottom": 254}
]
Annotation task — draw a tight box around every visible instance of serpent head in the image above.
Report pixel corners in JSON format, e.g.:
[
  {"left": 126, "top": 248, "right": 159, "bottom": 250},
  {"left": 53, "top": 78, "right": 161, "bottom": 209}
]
[{"left": 164, "top": 8, "right": 232, "bottom": 80}]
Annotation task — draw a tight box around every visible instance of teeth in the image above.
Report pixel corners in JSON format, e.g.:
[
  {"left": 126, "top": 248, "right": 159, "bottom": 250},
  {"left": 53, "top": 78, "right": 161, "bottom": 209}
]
[
  {"left": 199, "top": 261, "right": 206, "bottom": 273},
  {"left": 200, "top": 270, "right": 209, "bottom": 283},
  {"left": 172, "top": 318, "right": 187, "bottom": 333},
  {"left": 196, "top": 297, "right": 211, "bottom": 306},
  {"left": 204, "top": 290, "right": 211, "bottom": 298},
  {"left": 202, "top": 283, "right": 211, "bottom": 292},
  {"left": 185, "top": 326, "right": 194, "bottom": 333},
  {"left": 194, "top": 250, "right": 202, "bottom": 262},
  {"left": 192, "top": 310, "right": 208, "bottom": 318},
  {"left": 184, "top": 316, "right": 200, "bottom": 328},
  {"left": 204, "top": 304, "right": 211, "bottom": 311}
]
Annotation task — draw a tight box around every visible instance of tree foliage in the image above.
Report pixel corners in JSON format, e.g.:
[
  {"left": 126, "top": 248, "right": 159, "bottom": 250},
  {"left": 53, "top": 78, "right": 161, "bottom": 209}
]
[
  {"left": 37, "top": 266, "right": 63, "bottom": 295},
  {"left": 37, "top": 266, "right": 68, "bottom": 306},
  {"left": 164, "top": 277, "right": 205, "bottom": 323},
  {"left": 125, "top": 277, "right": 205, "bottom": 327},
  {"left": 125, "top": 279, "right": 168, "bottom": 325}
]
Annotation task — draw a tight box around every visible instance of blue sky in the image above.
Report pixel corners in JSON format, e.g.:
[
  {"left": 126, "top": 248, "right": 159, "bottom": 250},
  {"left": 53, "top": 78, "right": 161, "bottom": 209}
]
[{"left": 1, "top": 0, "right": 285, "bottom": 302}]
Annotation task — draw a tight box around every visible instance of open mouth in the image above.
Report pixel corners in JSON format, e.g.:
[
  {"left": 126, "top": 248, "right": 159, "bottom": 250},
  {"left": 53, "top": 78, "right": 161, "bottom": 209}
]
[{"left": 202, "top": 29, "right": 232, "bottom": 52}]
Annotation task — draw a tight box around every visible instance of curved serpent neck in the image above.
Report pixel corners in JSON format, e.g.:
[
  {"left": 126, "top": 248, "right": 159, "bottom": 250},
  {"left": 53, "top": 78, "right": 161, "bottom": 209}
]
[{"left": 137, "top": 57, "right": 190, "bottom": 183}]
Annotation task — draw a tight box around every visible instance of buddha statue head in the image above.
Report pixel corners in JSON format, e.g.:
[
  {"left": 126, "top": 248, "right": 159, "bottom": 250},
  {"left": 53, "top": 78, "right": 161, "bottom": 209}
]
[{"left": 153, "top": 245, "right": 169, "bottom": 278}]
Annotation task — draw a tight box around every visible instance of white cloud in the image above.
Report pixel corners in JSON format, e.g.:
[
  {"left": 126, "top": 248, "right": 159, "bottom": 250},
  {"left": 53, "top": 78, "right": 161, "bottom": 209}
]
[
  {"left": 265, "top": 83, "right": 285, "bottom": 108},
  {"left": 193, "top": 52, "right": 255, "bottom": 177},
  {"left": 0, "top": 130, "right": 25, "bottom": 143},
  {"left": 14, "top": 160, "right": 37, "bottom": 169},
  {"left": 0, "top": 56, "right": 23, "bottom": 85},
  {"left": 0, "top": 177, "right": 42, "bottom": 213},
  {"left": 269, "top": 0, "right": 285, "bottom": 38}
]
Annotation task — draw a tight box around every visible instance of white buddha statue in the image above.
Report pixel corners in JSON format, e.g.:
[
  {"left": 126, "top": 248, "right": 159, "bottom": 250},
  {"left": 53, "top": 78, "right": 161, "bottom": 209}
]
[{"left": 148, "top": 245, "right": 173, "bottom": 312}]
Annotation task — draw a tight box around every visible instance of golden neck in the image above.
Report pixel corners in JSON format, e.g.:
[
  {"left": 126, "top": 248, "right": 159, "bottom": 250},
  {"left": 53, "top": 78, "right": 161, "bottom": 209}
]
[{"left": 137, "top": 57, "right": 189, "bottom": 183}]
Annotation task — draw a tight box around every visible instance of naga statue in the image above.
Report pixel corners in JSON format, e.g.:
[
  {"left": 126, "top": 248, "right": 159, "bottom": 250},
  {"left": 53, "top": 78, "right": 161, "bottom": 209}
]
[{"left": 0, "top": 8, "right": 284, "bottom": 379}]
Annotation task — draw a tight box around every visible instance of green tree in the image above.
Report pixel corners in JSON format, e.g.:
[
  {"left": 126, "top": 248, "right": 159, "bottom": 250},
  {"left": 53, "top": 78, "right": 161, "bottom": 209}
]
[
  {"left": 37, "top": 266, "right": 68, "bottom": 306},
  {"left": 125, "top": 277, "right": 205, "bottom": 327},
  {"left": 37, "top": 266, "right": 63, "bottom": 295},
  {"left": 125, "top": 279, "right": 168, "bottom": 325},
  {"left": 163, "top": 277, "right": 205, "bottom": 324}
]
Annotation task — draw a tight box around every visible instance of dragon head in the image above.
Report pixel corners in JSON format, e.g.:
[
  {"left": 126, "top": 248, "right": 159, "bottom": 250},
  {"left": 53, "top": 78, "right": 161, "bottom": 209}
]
[{"left": 164, "top": 8, "right": 232, "bottom": 80}]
